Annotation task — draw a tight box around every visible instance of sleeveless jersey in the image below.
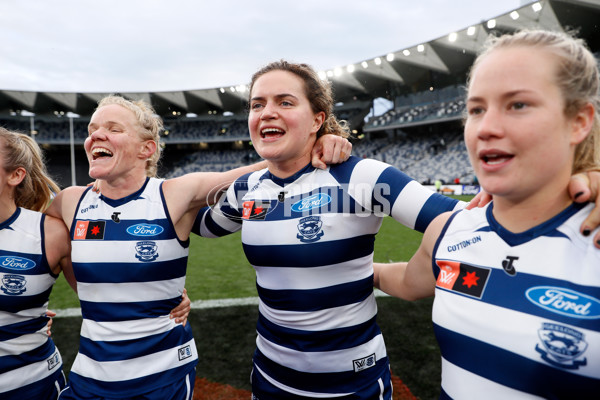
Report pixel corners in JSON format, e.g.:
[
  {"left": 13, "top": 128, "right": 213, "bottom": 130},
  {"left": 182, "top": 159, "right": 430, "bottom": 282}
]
[
  {"left": 68, "top": 178, "right": 197, "bottom": 398},
  {"left": 195, "top": 156, "right": 461, "bottom": 397},
  {"left": 0, "top": 207, "right": 64, "bottom": 399},
  {"left": 432, "top": 202, "right": 600, "bottom": 399}
]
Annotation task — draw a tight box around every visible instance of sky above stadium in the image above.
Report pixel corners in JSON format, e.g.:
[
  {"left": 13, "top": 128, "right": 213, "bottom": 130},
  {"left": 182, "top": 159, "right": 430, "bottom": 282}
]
[{"left": 1, "top": 0, "right": 523, "bottom": 93}]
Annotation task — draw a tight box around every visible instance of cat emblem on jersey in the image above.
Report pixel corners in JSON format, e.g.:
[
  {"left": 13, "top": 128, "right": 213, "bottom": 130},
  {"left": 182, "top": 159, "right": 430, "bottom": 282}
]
[
  {"left": 1, "top": 274, "right": 27, "bottom": 295},
  {"left": 535, "top": 322, "right": 588, "bottom": 370},
  {"left": 296, "top": 216, "right": 324, "bottom": 243},
  {"left": 135, "top": 241, "right": 159, "bottom": 262}
]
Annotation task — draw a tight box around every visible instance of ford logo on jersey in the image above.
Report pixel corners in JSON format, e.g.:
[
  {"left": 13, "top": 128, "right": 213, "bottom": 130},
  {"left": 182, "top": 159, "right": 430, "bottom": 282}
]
[
  {"left": 291, "top": 193, "right": 331, "bottom": 212},
  {"left": 126, "top": 223, "right": 164, "bottom": 237},
  {"left": 0, "top": 256, "right": 36, "bottom": 271},
  {"left": 526, "top": 286, "right": 600, "bottom": 319}
]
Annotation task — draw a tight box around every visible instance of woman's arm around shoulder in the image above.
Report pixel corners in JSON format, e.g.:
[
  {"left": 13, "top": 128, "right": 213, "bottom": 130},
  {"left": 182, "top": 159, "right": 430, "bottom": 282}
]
[
  {"left": 374, "top": 211, "right": 452, "bottom": 300},
  {"left": 44, "top": 215, "right": 77, "bottom": 292}
]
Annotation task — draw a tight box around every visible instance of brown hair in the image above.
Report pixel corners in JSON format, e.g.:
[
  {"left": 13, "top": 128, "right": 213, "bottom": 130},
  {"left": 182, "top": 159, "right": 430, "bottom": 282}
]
[
  {"left": 249, "top": 60, "right": 350, "bottom": 139},
  {"left": 96, "top": 95, "right": 164, "bottom": 177},
  {"left": 468, "top": 30, "right": 600, "bottom": 173},
  {"left": 0, "top": 127, "right": 61, "bottom": 212}
]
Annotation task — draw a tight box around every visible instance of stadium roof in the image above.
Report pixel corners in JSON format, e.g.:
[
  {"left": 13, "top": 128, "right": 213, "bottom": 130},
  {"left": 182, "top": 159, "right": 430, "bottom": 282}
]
[{"left": 1, "top": 0, "right": 598, "bottom": 118}]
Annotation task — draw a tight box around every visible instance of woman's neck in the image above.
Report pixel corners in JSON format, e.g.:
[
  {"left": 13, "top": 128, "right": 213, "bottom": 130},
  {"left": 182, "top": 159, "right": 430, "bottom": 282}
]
[
  {"left": 97, "top": 174, "right": 148, "bottom": 199},
  {"left": 491, "top": 188, "right": 572, "bottom": 233}
]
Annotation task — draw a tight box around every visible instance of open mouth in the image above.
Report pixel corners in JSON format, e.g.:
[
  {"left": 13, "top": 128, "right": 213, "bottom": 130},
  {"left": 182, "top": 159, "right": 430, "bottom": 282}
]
[
  {"left": 481, "top": 153, "right": 513, "bottom": 165},
  {"left": 260, "top": 128, "right": 284, "bottom": 138},
  {"left": 91, "top": 147, "right": 113, "bottom": 160}
]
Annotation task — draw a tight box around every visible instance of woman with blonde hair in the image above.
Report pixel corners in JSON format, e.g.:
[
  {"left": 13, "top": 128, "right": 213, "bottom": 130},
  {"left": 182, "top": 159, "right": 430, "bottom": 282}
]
[
  {"left": 0, "top": 128, "right": 75, "bottom": 399},
  {"left": 375, "top": 29, "right": 600, "bottom": 398}
]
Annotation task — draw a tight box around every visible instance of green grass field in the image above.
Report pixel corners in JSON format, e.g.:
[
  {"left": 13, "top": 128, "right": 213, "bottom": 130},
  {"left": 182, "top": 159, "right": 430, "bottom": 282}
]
[{"left": 49, "top": 195, "right": 473, "bottom": 400}]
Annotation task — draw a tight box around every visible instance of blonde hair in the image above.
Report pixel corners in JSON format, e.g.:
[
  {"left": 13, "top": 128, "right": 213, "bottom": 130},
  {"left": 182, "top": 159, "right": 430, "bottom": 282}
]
[
  {"left": 249, "top": 60, "right": 351, "bottom": 139},
  {"left": 96, "top": 95, "right": 164, "bottom": 177},
  {"left": 468, "top": 29, "right": 600, "bottom": 173},
  {"left": 0, "top": 127, "right": 60, "bottom": 212}
]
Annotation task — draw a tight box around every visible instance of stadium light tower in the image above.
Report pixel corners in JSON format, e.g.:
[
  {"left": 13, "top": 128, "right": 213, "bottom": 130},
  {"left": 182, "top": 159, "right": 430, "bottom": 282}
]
[{"left": 66, "top": 111, "right": 80, "bottom": 186}]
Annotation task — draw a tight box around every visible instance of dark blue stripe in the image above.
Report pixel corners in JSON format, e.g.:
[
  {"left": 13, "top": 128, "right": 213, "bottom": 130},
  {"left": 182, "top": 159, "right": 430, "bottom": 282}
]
[
  {"left": 0, "top": 287, "right": 52, "bottom": 313},
  {"left": 257, "top": 276, "right": 374, "bottom": 312},
  {"left": 414, "top": 192, "right": 458, "bottom": 233},
  {"left": 193, "top": 206, "right": 241, "bottom": 237},
  {"left": 80, "top": 297, "right": 180, "bottom": 321},
  {"left": 67, "top": 360, "right": 197, "bottom": 398},
  {"left": 437, "top": 268, "right": 600, "bottom": 331},
  {"left": 253, "top": 347, "right": 390, "bottom": 395},
  {"left": 2, "top": 363, "right": 65, "bottom": 399},
  {"left": 243, "top": 235, "right": 374, "bottom": 268},
  {"left": 0, "top": 339, "right": 54, "bottom": 374},
  {"left": 0, "top": 316, "right": 48, "bottom": 341},
  {"left": 73, "top": 258, "right": 187, "bottom": 283},
  {"left": 78, "top": 323, "right": 193, "bottom": 362},
  {"left": 434, "top": 323, "right": 599, "bottom": 398},
  {"left": 257, "top": 313, "right": 381, "bottom": 352}
]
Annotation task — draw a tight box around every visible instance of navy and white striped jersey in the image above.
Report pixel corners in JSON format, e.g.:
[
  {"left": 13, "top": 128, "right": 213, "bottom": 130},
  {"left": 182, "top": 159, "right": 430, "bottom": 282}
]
[
  {"left": 0, "top": 208, "right": 64, "bottom": 399},
  {"left": 68, "top": 178, "right": 197, "bottom": 398},
  {"left": 433, "top": 202, "right": 600, "bottom": 399},
  {"left": 195, "top": 156, "right": 460, "bottom": 397}
]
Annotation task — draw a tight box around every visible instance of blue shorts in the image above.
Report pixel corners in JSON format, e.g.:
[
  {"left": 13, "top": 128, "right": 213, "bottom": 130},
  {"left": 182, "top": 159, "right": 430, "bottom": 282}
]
[
  {"left": 3, "top": 369, "right": 67, "bottom": 400},
  {"left": 251, "top": 366, "right": 392, "bottom": 400},
  {"left": 58, "top": 369, "right": 196, "bottom": 400}
]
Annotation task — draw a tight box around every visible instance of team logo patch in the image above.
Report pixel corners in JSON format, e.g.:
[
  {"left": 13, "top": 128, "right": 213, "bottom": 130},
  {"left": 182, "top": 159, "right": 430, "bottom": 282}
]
[
  {"left": 126, "top": 223, "right": 165, "bottom": 237},
  {"left": 74, "top": 220, "right": 105, "bottom": 240},
  {"left": 526, "top": 286, "right": 600, "bottom": 319},
  {"left": 296, "top": 216, "right": 324, "bottom": 243},
  {"left": 353, "top": 353, "right": 376, "bottom": 372},
  {"left": 1, "top": 274, "right": 27, "bottom": 295},
  {"left": 47, "top": 351, "right": 60, "bottom": 370},
  {"left": 291, "top": 193, "right": 331, "bottom": 213},
  {"left": 135, "top": 241, "right": 159, "bottom": 262},
  {"left": 178, "top": 345, "right": 193, "bottom": 361},
  {"left": 535, "top": 323, "right": 588, "bottom": 370},
  {"left": 0, "top": 256, "right": 36, "bottom": 271},
  {"left": 435, "top": 260, "right": 490, "bottom": 299},
  {"left": 242, "top": 201, "right": 270, "bottom": 220}
]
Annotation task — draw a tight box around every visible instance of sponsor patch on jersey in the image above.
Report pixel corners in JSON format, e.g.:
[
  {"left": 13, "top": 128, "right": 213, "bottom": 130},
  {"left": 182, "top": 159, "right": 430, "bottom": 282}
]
[
  {"left": 1, "top": 274, "right": 27, "bottom": 295},
  {"left": 353, "top": 353, "right": 376, "bottom": 372},
  {"left": 296, "top": 216, "right": 324, "bottom": 243},
  {"left": 0, "top": 256, "right": 36, "bottom": 271},
  {"left": 126, "top": 223, "right": 165, "bottom": 237},
  {"left": 535, "top": 322, "right": 588, "bottom": 370},
  {"left": 291, "top": 193, "right": 331, "bottom": 213},
  {"left": 178, "top": 345, "right": 193, "bottom": 361},
  {"left": 47, "top": 350, "right": 60, "bottom": 370},
  {"left": 242, "top": 201, "right": 270, "bottom": 220},
  {"left": 73, "top": 220, "right": 105, "bottom": 240},
  {"left": 435, "top": 260, "right": 490, "bottom": 299},
  {"left": 526, "top": 286, "right": 600, "bottom": 319},
  {"left": 135, "top": 241, "right": 159, "bottom": 262}
]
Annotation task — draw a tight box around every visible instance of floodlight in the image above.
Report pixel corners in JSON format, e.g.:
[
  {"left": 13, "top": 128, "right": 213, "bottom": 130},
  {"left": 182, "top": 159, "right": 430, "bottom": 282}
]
[
  {"left": 346, "top": 64, "right": 355, "bottom": 73},
  {"left": 334, "top": 67, "right": 343, "bottom": 76},
  {"left": 219, "top": 88, "right": 225, "bottom": 93},
  {"left": 467, "top": 26, "right": 476, "bottom": 36},
  {"left": 318, "top": 71, "right": 327, "bottom": 80},
  {"left": 403, "top": 49, "right": 410, "bottom": 56},
  {"left": 417, "top": 44, "right": 425, "bottom": 52},
  {"left": 386, "top": 53, "right": 395, "bottom": 61},
  {"left": 510, "top": 11, "right": 519, "bottom": 20},
  {"left": 487, "top": 19, "right": 496, "bottom": 29},
  {"left": 448, "top": 32, "right": 457, "bottom": 42},
  {"left": 532, "top": 2, "right": 542, "bottom": 12},
  {"left": 327, "top": 70, "right": 334, "bottom": 77},
  {"left": 361, "top": 61, "right": 368, "bottom": 69},
  {"left": 374, "top": 57, "right": 382, "bottom": 65}
]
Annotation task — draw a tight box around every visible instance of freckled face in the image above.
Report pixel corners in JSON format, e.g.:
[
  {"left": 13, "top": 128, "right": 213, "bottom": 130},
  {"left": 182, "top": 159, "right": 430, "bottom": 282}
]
[
  {"left": 85, "top": 104, "right": 147, "bottom": 181},
  {"left": 464, "top": 46, "right": 577, "bottom": 203},
  {"left": 248, "top": 70, "right": 324, "bottom": 174}
]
